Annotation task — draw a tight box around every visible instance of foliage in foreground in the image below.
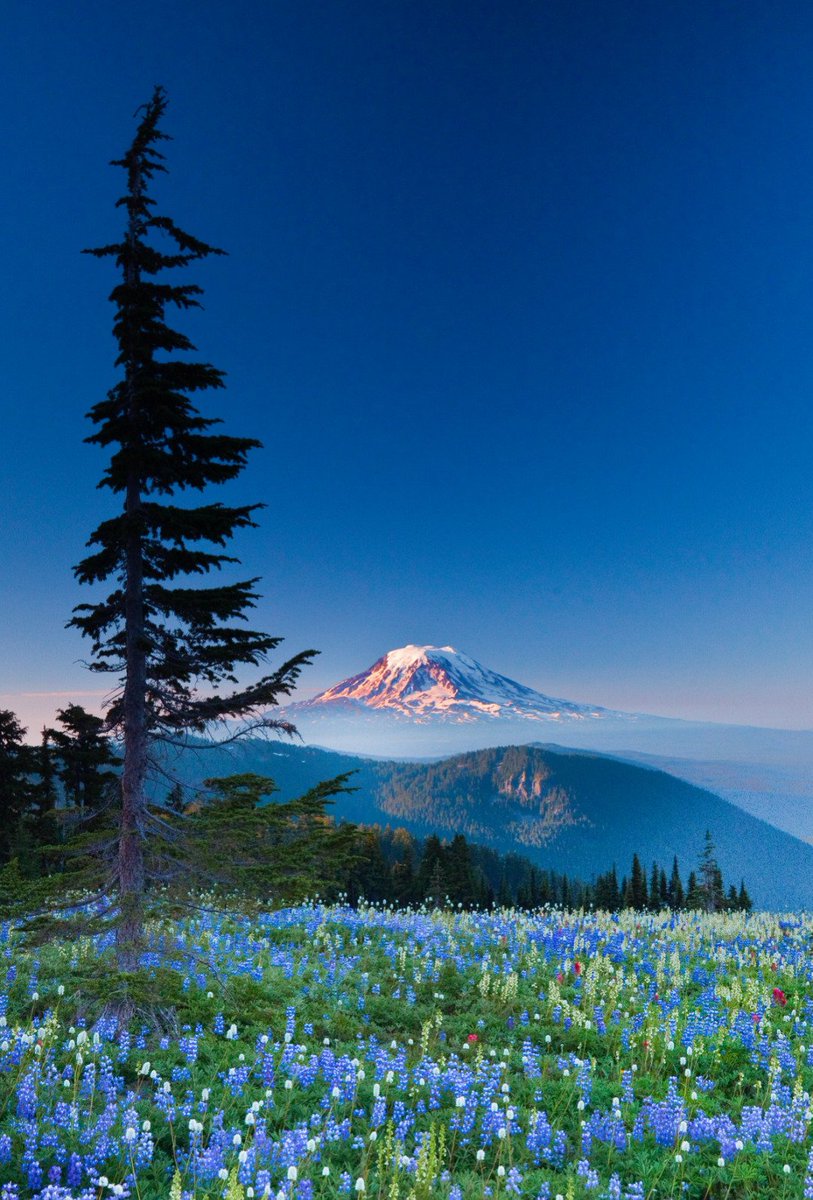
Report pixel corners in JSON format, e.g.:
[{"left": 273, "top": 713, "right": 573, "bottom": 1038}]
[{"left": 1, "top": 903, "right": 813, "bottom": 1199}]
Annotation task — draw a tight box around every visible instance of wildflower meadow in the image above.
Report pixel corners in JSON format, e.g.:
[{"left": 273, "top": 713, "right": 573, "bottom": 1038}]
[{"left": 3, "top": 903, "right": 813, "bottom": 1199}]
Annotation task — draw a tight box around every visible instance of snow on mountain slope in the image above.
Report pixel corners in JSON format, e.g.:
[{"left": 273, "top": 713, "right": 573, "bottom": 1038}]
[{"left": 290, "top": 644, "right": 625, "bottom": 725}]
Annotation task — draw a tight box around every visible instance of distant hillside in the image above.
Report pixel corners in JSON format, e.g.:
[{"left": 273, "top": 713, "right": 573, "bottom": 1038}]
[
  {"left": 597, "top": 748, "right": 813, "bottom": 844},
  {"left": 156, "top": 739, "right": 813, "bottom": 910}
]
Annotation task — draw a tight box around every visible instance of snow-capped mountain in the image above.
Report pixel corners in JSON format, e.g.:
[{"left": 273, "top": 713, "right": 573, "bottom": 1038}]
[
  {"left": 290, "top": 644, "right": 621, "bottom": 725},
  {"left": 282, "top": 645, "right": 813, "bottom": 792}
]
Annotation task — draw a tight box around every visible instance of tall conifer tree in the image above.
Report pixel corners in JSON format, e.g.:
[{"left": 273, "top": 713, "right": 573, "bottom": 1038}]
[
  {"left": 72, "top": 88, "right": 314, "bottom": 964},
  {"left": 45, "top": 705, "right": 120, "bottom": 813}
]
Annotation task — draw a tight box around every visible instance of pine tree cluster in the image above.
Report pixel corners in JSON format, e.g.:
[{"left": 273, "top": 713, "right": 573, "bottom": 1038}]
[{"left": 595, "top": 838, "right": 752, "bottom": 914}]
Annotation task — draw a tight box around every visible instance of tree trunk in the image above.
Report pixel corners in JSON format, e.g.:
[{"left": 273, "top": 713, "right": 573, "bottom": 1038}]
[
  {"left": 117, "top": 167, "right": 147, "bottom": 971},
  {"left": 118, "top": 521, "right": 147, "bottom": 969}
]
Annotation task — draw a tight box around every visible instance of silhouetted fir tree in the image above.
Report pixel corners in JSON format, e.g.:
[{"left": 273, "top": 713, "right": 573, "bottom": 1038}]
[
  {"left": 427, "top": 859, "right": 446, "bottom": 907},
  {"left": 594, "top": 864, "right": 620, "bottom": 911},
  {"left": 369, "top": 827, "right": 394, "bottom": 901},
  {"left": 520, "top": 866, "right": 541, "bottom": 910},
  {"left": 417, "top": 835, "right": 444, "bottom": 897},
  {"left": 0, "top": 711, "right": 34, "bottom": 867},
  {"left": 738, "top": 879, "right": 752, "bottom": 912},
  {"left": 35, "top": 728, "right": 58, "bottom": 813},
  {"left": 352, "top": 827, "right": 391, "bottom": 902},
  {"left": 659, "top": 868, "right": 668, "bottom": 907},
  {"left": 668, "top": 856, "right": 684, "bottom": 909},
  {"left": 66, "top": 89, "right": 316, "bottom": 965},
  {"left": 697, "top": 830, "right": 724, "bottom": 913},
  {"left": 164, "top": 782, "right": 186, "bottom": 813},
  {"left": 650, "top": 861, "right": 660, "bottom": 910},
  {"left": 45, "top": 705, "right": 120, "bottom": 814},
  {"left": 445, "top": 834, "right": 478, "bottom": 906},
  {"left": 686, "top": 870, "right": 699, "bottom": 909},
  {"left": 630, "top": 854, "right": 647, "bottom": 910},
  {"left": 560, "top": 874, "right": 570, "bottom": 909},
  {"left": 496, "top": 872, "right": 513, "bottom": 907},
  {"left": 24, "top": 728, "right": 61, "bottom": 876},
  {"left": 391, "top": 835, "right": 416, "bottom": 904}
]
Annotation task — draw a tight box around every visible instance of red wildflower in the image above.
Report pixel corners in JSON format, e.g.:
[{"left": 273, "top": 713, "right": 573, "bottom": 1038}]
[
  {"left": 573, "top": 960, "right": 582, "bottom": 976},
  {"left": 773, "top": 987, "right": 787, "bottom": 1007},
  {"left": 556, "top": 972, "right": 564, "bottom": 984},
  {"left": 467, "top": 1033, "right": 479, "bottom": 1043},
  {"left": 752, "top": 1013, "right": 760, "bottom": 1024}
]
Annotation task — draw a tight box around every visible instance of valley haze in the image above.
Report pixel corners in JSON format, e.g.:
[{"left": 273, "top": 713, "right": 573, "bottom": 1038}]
[{"left": 285, "top": 644, "right": 813, "bottom": 776}]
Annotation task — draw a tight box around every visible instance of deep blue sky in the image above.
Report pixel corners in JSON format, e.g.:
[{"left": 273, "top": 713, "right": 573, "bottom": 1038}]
[{"left": 3, "top": 0, "right": 813, "bottom": 734}]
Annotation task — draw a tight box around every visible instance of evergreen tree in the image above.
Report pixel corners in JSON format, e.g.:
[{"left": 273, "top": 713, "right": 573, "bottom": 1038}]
[
  {"left": 391, "top": 830, "right": 416, "bottom": 904},
  {"left": 0, "top": 711, "right": 33, "bottom": 866},
  {"left": 45, "top": 705, "right": 119, "bottom": 813},
  {"left": 697, "top": 830, "right": 724, "bottom": 913},
  {"left": 649, "top": 861, "right": 660, "bottom": 911},
  {"left": 659, "top": 867, "right": 668, "bottom": 908},
  {"left": 668, "top": 856, "right": 684, "bottom": 909},
  {"left": 416, "top": 835, "right": 444, "bottom": 900},
  {"left": 630, "top": 854, "right": 647, "bottom": 910},
  {"left": 496, "top": 872, "right": 513, "bottom": 907},
  {"left": 516, "top": 865, "right": 541, "bottom": 910},
  {"left": 167, "top": 774, "right": 357, "bottom": 906},
  {"left": 164, "top": 782, "right": 186, "bottom": 813},
  {"left": 427, "top": 859, "right": 446, "bottom": 907},
  {"left": 350, "top": 828, "right": 390, "bottom": 902},
  {"left": 738, "top": 879, "right": 752, "bottom": 912},
  {"left": 445, "top": 834, "right": 477, "bottom": 907},
  {"left": 70, "top": 89, "right": 314, "bottom": 964},
  {"left": 594, "top": 869, "right": 612, "bottom": 911},
  {"left": 26, "top": 728, "right": 60, "bottom": 876}
]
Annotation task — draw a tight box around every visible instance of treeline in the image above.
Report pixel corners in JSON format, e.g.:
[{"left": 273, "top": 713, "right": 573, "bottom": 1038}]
[
  {"left": 0, "top": 703, "right": 751, "bottom": 915},
  {"left": 344, "top": 826, "right": 596, "bottom": 910},
  {"left": 343, "top": 826, "right": 751, "bottom": 913}
]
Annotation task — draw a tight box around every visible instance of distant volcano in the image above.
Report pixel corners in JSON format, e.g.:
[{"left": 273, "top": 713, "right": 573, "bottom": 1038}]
[
  {"left": 288, "top": 644, "right": 626, "bottom": 724},
  {"left": 281, "top": 645, "right": 813, "bottom": 841}
]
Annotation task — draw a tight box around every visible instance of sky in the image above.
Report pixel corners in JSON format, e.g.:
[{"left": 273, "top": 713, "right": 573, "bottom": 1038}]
[{"left": 3, "top": 0, "right": 813, "bottom": 735}]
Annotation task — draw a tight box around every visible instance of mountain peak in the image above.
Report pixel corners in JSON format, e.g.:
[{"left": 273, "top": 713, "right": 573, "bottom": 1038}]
[
  {"left": 294, "top": 644, "right": 618, "bottom": 725},
  {"left": 381, "top": 644, "right": 458, "bottom": 669}
]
